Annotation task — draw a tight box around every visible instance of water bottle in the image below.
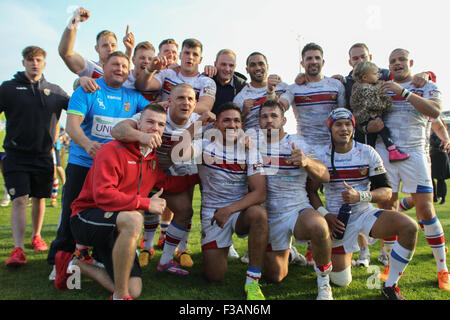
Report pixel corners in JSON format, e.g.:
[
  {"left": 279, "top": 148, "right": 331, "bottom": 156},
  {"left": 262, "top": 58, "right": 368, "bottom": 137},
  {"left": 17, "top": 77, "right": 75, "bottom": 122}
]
[{"left": 334, "top": 204, "right": 352, "bottom": 240}]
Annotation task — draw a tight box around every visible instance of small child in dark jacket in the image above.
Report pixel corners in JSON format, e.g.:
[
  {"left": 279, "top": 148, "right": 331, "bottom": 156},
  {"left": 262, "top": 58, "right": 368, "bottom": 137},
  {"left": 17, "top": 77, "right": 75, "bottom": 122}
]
[{"left": 350, "top": 61, "right": 409, "bottom": 162}]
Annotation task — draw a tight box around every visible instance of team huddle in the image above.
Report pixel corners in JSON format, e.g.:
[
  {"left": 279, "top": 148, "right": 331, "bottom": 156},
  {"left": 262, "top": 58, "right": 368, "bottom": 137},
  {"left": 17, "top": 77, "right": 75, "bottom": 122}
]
[{"left": 1, "top": 7, "right": 449, "bottom": 301}]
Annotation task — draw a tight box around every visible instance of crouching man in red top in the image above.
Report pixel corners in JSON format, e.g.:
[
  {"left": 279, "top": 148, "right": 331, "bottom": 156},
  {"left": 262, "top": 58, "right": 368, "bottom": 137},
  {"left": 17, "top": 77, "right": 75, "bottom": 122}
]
[{"left": 54, "top": 104, "right": 191, "bottom": 300}]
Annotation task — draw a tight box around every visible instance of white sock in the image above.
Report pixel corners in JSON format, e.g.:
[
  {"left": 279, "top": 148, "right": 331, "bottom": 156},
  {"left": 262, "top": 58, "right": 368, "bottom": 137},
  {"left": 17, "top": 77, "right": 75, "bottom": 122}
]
[
  {"left": 385, "top": 242, "right": 414, "bottom": 287},
  {"left": 421, "top": 216, "right": 448, "bottom": 272}
]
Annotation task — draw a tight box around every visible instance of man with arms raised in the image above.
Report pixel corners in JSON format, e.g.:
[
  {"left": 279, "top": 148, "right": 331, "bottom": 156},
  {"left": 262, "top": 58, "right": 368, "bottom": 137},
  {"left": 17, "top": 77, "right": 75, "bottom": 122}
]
[{"left": 135, "top": 38, "right": 216, "bottom": 114}]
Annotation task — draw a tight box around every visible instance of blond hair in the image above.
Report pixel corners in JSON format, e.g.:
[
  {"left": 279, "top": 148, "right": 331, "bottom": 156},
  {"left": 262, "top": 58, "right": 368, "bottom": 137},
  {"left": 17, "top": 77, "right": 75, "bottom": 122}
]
[{"left": 353, "top": 61, "right": 378, "bottom": 83}]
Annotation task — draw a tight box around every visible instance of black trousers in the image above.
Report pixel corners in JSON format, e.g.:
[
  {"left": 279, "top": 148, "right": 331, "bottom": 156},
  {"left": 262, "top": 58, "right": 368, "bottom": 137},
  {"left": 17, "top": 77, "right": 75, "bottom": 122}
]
[{"left": 47, "top": 163, "right": 90, "bottom": 265}]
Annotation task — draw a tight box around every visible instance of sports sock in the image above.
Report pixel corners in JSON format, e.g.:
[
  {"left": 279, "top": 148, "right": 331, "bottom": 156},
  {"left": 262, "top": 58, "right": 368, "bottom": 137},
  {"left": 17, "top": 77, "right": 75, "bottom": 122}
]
[
  {"left": 159, "top": 220, "right": 170, "bottom": 239},
  {"left": 421, "top": 216, "right": 447, "bottom": 272},
  {"left": 398, "top": 197, "right": 412, "bottom": 212},
  {"left": 159, "top": 222, "right": 188, "bottom": 265},
  {"left": 177, "top": 222, "right": 191, "bottom": 253},
  {"left": 246, "top": 265, "right": 261, "bottom": 285},
  {"left": 51, "top": 179, "right": 59, "bottom": 202},
  {"left": 143, "top": 214, "right": 160, "bottom": 250},
  {"left": 385, "top": 241, "right": 414, "bottom": 287},
  {"left": 383, "top": 236, "right": 397, "bottom": 257}
]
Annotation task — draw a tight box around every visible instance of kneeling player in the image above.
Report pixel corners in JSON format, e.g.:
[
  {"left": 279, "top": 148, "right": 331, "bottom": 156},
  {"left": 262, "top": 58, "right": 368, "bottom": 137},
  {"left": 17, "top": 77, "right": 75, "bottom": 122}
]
[
  {"left": 257, "top": 100, "right": 333, "bottom": 300},
  {"left": 309, "top": 108, "right": 418, "bottom": 300}
]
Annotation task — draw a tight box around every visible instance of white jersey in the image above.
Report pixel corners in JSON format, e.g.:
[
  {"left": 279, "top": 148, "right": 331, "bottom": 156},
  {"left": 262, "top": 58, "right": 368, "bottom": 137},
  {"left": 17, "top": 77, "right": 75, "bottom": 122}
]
[
  {"left": 261, "top": 134, "right": 317, "bottom": 215},
  {"left": 196, "top": 139, "right": 264, "bottom": 210},
  {"left": 132, "top": 110, "right": 200, "bottom": 175},
  {"left": 78, "top": 59, "right": 103, "bottom": 79},
  {"left": 233, "top": 82, "right": 288, "bottom": 131},
  {"left": 280, "top": 77, "right": 345, "bottom": 146},
  {"left": 124, "top": 71, "right": 162, "bottom": 102},
  {"left": 315, "top": 142, "right": 387, "bottom": 217},
  {"left": 377, "top": 81, "right": 441, "bottom": 152},
  {"left": 154, "top": 69, "right": 216, "bottom": 102}
]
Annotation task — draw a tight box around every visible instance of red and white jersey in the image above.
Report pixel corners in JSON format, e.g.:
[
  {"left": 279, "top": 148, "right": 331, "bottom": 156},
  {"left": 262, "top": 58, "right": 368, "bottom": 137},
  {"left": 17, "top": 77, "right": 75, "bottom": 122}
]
[
  {"left": 280, "top": 77, "right": 345, "bottom": 146},
  {"left": 196, "top": 139, "right": 264, "bottom": 210},
  {"left": 233, "top": 82, "right": 288, "bottom": 131},
  {"left": 132, "top": 110, "right": 200, "bottom": 175},
  {"left": 378, "top": 81, "right": 441, "bottom": 152},
  {"left": 124, "top": 71, "right": 161, "bottom": 102},
  {"left": 154, "top": 69, "right": 216, "bottom": 102},
  {"left": 260, "top": 134, "right": 317, "bottom": 215},
  {"left": 315, "top": 142, "right": 387, "bottom": 216},
  {"left": 78, "top": 59, "right": 103, "bottom": 79}
]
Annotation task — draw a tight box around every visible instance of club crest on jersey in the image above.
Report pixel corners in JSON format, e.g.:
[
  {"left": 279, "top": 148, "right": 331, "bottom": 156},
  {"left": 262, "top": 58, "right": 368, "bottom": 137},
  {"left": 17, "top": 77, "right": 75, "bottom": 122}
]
[
  {"left": 124, "top": 102, "right": 130, "bottom": 112},
  {"left": 359, "top": 167, "right": 368, "bottom": 176},
  {"left": 43, "top": 88, "right": 51, "bottom": 96},
  {"left": 330, "top": 94, "right": 337, "bottom": 100},
  {"left": 240, "top": 163, "right": 246, "bottom": 170},
  {"left": 104, "top": 212, "right": 114, "bottom": 219}
]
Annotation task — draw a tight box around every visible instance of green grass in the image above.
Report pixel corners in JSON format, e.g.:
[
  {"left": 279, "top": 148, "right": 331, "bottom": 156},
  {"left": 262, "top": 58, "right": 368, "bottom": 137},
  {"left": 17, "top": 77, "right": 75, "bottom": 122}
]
[{"left": 0, "top": 182, "right": 449, "bottom": 301}]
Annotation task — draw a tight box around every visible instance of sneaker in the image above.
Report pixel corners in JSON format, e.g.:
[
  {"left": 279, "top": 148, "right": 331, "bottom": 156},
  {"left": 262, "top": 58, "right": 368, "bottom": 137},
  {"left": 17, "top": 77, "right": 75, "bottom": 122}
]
[
  {"left": 228, "top": 244, "right": 240, "bottom": 259},
  {"left": 49, "top": 265, "right": 56, "bottom": 281},
  {"left": 356, "top": 246, "right": 370, "bottom": 267},
  {"left": 75, "top": 246, "right": 93, "bottom": 264},
  {"left": 5, "top": 247, "right": 27, "bottom": 267},
  {"left": 31, "top": 235, "right": 48, "bottom": 251},
  {"left": 245, "top": 280, "right": 265, "bottom": 300},
  {"left": 175, "top": 249, "right": 194, "bottom": 268},
  {"left": 240, "top": 250, "right": 249, "bottom": 264},
  {"left": 378, "top": 250, "right": 389, "bottom": 266},
  {"left": 157, "top": 236, "right": 166, "bottom": 249},
  {"left": 290, "top": 246, "right": 307, "bottom": 266},
  {"left": 305, "top": 249, "right": 315, "bottom": 266},
  {"left": 382, "top": 284, "right": 405, "bottom": 300},
  {"left": 138, "top": 249, "right": 155, "bottom": 267},
  {"left": 388, "top": 146, "right": 409, "bottom": 163},
  {"left": 437, "top": 270, "right": 450, "bottom": 291},
  {"left": 54, "top": 251, "right": 74, "bottom": 290},
  {"left": 378, "top": 264, "right": 390, "bottom": 282},
  {"left": 317, "top": 275, "right": 333, "bottom": 300},
  {"left": 157, "top": 259, "right": 189, "bottom": 275},
  {"left": 0, "top": 195, "right": 10, "bottom": 207}
]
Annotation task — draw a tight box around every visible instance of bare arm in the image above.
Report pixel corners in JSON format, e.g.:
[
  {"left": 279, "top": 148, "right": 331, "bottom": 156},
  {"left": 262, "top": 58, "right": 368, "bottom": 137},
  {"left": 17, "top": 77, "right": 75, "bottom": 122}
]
[
  {"left": 58, "top": 8, "right": 90, "bottom": 74},
  {"left": 211, "top": 173, "right": 267, "bottom": 228},
  {"left": 194, "top": 95, "right": 215, "bottom": 114},
  {"left": 66, "top": 113, "right": 102, "bottom": 157}
]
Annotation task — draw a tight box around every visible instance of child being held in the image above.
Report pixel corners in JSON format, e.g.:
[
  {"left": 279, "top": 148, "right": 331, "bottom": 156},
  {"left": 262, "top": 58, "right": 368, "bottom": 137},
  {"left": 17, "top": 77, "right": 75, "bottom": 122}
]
[{"left": 350, "top": 61, "right": 409, "bottom": 162}]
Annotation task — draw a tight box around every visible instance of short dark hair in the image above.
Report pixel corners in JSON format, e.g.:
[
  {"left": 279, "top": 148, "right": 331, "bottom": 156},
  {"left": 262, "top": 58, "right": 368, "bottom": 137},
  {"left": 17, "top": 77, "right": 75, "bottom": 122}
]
[
  {"left": 105, "top": 51, "right": 130, "bottom": 67},
  {"left": 182, "top": 38, "right": 203, "bottom": 53},
  {"left": 259, "top": 100, "right": 285, "bottom": 117},
  {"left": 301, "top": 43, "right": 323, "bottom": 58},
  {"left": 246, "top": 52, "right": 267, "bottom": 66},
  {"left": 216, "top": 102, "right": 242, "bottom": 119},
  {"left": 22, "top": 46, "right": 46, "bottom": 59},
  {"left": 141, "top": 103, "right": 167, "bottom": 116}
]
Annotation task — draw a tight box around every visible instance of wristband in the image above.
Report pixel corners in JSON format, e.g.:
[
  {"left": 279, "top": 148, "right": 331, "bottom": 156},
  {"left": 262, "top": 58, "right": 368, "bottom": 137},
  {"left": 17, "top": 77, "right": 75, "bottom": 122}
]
[
  {"left": 317, "top": 206, "right": 329, "bottom": 217},
  {"left": 359, "top": 191, "right": 372, "bottom": 202},
  {"left": 266, "top": 91, "right": 276, "bottom": 100},
  {"left": 401, "top": 88, "right": 412, "bottom": 99}
]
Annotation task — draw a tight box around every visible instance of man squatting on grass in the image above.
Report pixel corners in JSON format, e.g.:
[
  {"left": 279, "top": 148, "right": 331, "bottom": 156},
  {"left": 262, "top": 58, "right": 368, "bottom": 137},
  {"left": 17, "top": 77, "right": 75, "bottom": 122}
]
[{"left": 54, "top": 105, "right": 193, "bottom": 300}]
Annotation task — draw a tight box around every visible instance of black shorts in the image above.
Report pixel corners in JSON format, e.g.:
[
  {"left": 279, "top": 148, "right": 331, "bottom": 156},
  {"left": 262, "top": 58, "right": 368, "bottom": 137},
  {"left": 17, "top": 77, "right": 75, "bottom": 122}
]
[
  {"left": 2, "top": 152, "right": 53, "bottom": 200},
  {"left": 70, "top": 208, "right": 142, "bottom": 281}
]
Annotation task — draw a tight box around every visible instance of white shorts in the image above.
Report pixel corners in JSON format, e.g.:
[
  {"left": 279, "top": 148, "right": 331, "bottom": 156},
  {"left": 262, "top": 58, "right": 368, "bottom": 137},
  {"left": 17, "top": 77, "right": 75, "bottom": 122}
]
[
  {"left": 332, "top": 207, "right": 382, "bottom": 254},
  {"left": 376, "top": 147, "right": 432, "bottom": 194},
  {"left": 200, "top": 208, "right": 247, "bottom": 250},
  {"left": 268, "top": 207, "right": 311, "bottom": 251}
]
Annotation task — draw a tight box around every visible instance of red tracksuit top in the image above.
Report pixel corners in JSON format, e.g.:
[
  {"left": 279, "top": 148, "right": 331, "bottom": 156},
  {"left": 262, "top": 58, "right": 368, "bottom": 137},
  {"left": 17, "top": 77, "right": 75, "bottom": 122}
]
[{"left": 71, "top": 140, "right": 190, "bottom": 216}]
